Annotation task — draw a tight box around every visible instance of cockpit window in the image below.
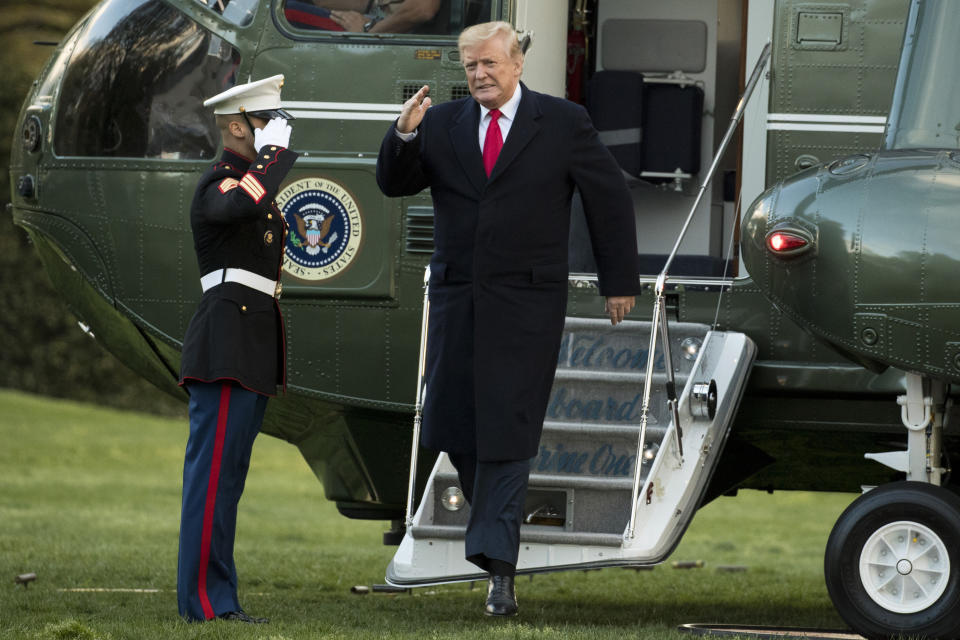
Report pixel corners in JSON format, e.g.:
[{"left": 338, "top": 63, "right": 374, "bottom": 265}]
[
  {"left": 281, "top": 0, "right": 493, "bottom": 36},
  {"left": 36, "top": 29, "right": 82, "bottom": 105},
  {"left": 54, "top": 0, "right": 240, "bottom": 159},
  {"left": 194, "top": 0, "right": 259, "bottom": 27}
]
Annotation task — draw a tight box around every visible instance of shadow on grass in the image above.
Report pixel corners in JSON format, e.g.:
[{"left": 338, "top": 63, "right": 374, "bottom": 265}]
[{"left": 246, "top": 576, "right": 843, "bottom": 633}]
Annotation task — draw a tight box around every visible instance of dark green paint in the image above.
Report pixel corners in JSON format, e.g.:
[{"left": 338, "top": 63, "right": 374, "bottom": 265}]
[
  {"left": 742, "top": 149, "right": 960, "bottom": 384},
  {"left": 766, "top": 0, "right": 909, "bottom": 184}
]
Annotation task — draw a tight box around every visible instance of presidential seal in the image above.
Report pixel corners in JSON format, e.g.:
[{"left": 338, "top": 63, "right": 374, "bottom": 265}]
[{"left": 277, "top": 177, "right": 363, "bottom": 281}]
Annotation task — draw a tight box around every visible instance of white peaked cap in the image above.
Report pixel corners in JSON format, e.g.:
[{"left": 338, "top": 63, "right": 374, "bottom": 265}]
[{"left": 203, "top": 74, "right": 285, "bottom": 115}]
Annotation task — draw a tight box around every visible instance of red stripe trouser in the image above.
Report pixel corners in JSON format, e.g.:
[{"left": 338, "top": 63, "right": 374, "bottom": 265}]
[{"left": 177, "top": 381, "right": 267, "bottom": 621}]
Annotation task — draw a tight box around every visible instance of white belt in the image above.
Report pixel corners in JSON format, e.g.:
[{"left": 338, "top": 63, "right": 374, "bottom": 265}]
[{"left": 201, "top": 268, "right": 280, "bottom": 297}]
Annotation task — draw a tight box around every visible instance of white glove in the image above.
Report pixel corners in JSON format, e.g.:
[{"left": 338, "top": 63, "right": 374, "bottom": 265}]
[{"left": 254, "top": 117, "right": 292, "bottom": 152}]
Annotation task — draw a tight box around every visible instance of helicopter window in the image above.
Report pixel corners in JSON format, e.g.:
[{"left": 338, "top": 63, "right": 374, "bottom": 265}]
[
  {"left": 54, "top": 0, "right": 240, "bottom": 159},
  {"left": 281, "top": 0, "right": 493, "bottom": 37},
  {"left": 194, "top": 0, "right": 259, "bottom": 27}
]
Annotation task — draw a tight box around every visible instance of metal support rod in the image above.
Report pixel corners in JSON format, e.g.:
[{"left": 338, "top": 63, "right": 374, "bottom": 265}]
[
  {"left": 929, "top": 381, "right": 947, "bottom": 485},
  {"left": 404, "top": 266, "right": 431, "bottom": 528},
  {"left": 658, "top": 299, "right": 683, "bottom": 458},
  {"left": 626, "top": 42, "right": 772, "bottom": 540},
  {"left": 627, "top": 291, "right": 662, "bottom": 538}
]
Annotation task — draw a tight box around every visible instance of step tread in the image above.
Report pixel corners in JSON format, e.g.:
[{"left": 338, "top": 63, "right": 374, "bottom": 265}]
[
  {"left": 411, "top": 524, "right": 625, "bottom": 548},
  {"left": 432, "top": 471, "right": 638, "bottom": 491},
  {"left": 552, "top": 369, "right": 691, "bottom": 382},
  {"left": 563, "top": 317, "right": 711, "bottom": 332},
  {"left": 541, "top": 420, "right": 666, "bottom": 434}
]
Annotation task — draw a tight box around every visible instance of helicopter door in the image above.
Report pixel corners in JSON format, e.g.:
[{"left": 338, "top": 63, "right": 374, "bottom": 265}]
[{"left": 568, "top": 0, "right": 745, "bottom": 279}]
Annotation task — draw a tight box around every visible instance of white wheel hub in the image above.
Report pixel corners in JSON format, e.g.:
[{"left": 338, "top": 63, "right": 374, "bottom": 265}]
[{"left": 859, "top": 520, "right": 949, "bottom": 614}]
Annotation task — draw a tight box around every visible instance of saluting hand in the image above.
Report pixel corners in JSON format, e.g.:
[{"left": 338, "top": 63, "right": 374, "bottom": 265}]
[
  {"left": 254, "top": 117, "right": 292, "bottom": 152},
  {"left": 605, "top": 296, "right": 635, "bottom": 326},
  {"left": 397, "top": 85, "right": 432, "bottom": 134}
]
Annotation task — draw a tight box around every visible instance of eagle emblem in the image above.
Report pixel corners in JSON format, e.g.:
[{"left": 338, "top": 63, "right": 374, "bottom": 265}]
[{"left": 293, "top": 203, "right": 338, "bottom": 256}]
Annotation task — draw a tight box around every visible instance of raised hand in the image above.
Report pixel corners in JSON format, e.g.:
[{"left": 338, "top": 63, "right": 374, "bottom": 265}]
[
  {"left": 254, "top": 117, "right": 292, "bottom": 152},
  {"left": 397, "top": 85, "right": 431, "bottom": 134}
]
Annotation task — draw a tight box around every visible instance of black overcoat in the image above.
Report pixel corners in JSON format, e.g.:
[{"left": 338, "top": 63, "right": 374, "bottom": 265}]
[
  {"left": 180, "top": 145, "right": 298, "bottom": 396},
  {"left": 377, "top": 84, "right": 639, "bottom": 461}
]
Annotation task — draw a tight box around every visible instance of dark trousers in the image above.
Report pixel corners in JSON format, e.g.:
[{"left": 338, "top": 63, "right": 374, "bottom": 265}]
[
  {"left": 178, "top": 381, "right": 266, "bottom": 621},
  {"left": 448, "top": 453, "right": 532, "bottom": 572}
]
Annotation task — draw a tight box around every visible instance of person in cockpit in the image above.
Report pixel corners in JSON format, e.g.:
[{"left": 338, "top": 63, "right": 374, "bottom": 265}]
[{"left": 311, "top": 0, "right": 440, "bottom": 33}]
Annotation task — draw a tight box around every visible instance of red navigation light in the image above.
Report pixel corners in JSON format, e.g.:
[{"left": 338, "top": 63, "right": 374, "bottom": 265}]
[{"left": 768, "top": 231, "right": 808, "bottom": 253}]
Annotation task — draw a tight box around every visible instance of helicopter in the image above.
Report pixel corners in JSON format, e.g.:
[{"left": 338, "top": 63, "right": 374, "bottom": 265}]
[{"left": 8, "top": 0, "right": 960, "bottom": 637}]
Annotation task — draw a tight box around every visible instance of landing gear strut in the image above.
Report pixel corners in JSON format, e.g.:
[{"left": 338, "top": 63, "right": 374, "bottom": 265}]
[{"left": 863, "top": 373, "right": 948, "bottom": 484}]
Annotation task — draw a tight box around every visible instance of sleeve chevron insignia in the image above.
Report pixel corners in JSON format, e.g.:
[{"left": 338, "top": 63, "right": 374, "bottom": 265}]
[
  {"left": 239, "top": 174, "right": 266, "bottom": 203},
  {"left": 218, "top": 177, "right": 240, "bottom": 194}
]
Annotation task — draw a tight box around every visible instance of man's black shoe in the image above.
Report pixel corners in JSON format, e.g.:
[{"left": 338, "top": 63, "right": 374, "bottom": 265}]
[
  {"left": 217, "top": 610, "right": 269, "bottom": 624},
  {"left": 484, "top": 575, "right": 518, "bottom": 617}
]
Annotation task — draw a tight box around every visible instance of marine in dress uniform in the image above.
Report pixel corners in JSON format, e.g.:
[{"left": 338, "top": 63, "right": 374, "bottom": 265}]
[
  {"left": 177, "top": 75, "right": 298, "bottom": 624},
  {"left": 376, "top": 23, "right": 640, "bottom": 616}
]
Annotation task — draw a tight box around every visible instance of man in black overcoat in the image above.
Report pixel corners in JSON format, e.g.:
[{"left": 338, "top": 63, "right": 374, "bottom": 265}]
[
  {"left": 377, "top": 21, "right": 640, "bottom": 616},
  {"left": 177, "top": 74, "right": 297, "bottom": 624}
]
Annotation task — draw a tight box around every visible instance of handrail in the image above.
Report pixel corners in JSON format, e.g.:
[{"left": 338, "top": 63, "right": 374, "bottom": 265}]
[{"left": 404, "top": 266, "right": 431, "bottom": 528}]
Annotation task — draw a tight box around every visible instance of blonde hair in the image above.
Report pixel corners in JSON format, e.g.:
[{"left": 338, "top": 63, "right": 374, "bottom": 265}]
[{"left": 458, "top": 21, "right": 523, "bottom": 60}]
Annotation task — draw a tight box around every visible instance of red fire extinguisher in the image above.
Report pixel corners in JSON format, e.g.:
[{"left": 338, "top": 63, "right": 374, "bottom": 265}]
[{"left": 566, "top": 0, "right": 588, "bottom": 103}]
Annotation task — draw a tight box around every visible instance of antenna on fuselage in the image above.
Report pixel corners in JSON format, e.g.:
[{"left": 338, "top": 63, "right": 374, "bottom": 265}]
[{"left": 518, "top": 32, "right": 532, "bottom": 55}]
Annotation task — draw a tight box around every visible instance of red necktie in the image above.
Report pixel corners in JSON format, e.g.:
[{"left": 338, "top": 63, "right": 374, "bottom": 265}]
[{"left": 483, "top": 109, "right": 503, "bottom": 177}]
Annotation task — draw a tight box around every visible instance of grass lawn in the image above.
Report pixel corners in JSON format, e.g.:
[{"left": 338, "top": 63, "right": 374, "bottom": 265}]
[{"left": 0, "top": 389, "right": 857, "bottom": 639}]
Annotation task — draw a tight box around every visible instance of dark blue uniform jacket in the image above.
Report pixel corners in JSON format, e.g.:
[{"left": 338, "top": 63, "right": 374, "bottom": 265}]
[{"left": 180, "top": 145, "right": 298, "bottom": 396}]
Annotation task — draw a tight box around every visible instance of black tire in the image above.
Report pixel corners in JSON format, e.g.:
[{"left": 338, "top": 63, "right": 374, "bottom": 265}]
[{"left": 825, "top": 481, "right": 960, "bottom": 639}]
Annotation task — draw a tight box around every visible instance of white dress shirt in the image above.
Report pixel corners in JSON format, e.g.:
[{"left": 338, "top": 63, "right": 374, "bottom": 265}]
[{"left": 477, "top": 84, "right": 522, "bottom": 150}]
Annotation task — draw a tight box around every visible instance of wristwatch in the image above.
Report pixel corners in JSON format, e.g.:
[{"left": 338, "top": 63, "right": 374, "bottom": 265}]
[{"left": 363, "top": 16, "right": 382, "bottom": 32}]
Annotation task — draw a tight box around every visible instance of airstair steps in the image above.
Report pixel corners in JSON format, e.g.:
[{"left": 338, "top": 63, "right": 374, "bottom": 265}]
[
  {"left": 413, "top": 466, "right": 637, "bottom": 546},
  {"left": 389, "top": 324, "right": 757, "bottom": 585},
  {"left": 406, "top": 317, "right": 712, "bottom": 548}
]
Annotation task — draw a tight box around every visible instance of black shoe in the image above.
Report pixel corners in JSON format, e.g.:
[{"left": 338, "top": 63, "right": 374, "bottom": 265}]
[
  {"left": 217, "top": 610, "right": 269, "bottom": 624},
  {"left": 484, "top": 575, "right": 518, "bottom": 617}
]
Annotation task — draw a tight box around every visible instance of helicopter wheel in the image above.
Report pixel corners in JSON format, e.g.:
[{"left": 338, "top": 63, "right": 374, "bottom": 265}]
[{"left": 824, "top": 481, "right": 960, "bottom": 640}]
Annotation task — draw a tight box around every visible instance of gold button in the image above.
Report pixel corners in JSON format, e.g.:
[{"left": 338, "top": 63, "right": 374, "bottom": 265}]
[
  {"left": 263, "top": 155, "right": 270, "bottom": 159},
  {"left": 271, "top": 146, "right": 277, "bottom": 151},
  {"left": 225, "top": 165, "right": 230, "bottom": 169},
  {"left": 268, "top": 213, "right": 273, "bottom": 220},
  {"left": 241, "top": 305, "right": 247, "bottom": 312},
  {"left": 257, "top": 164, "right": 263, "bottom": 169}
]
